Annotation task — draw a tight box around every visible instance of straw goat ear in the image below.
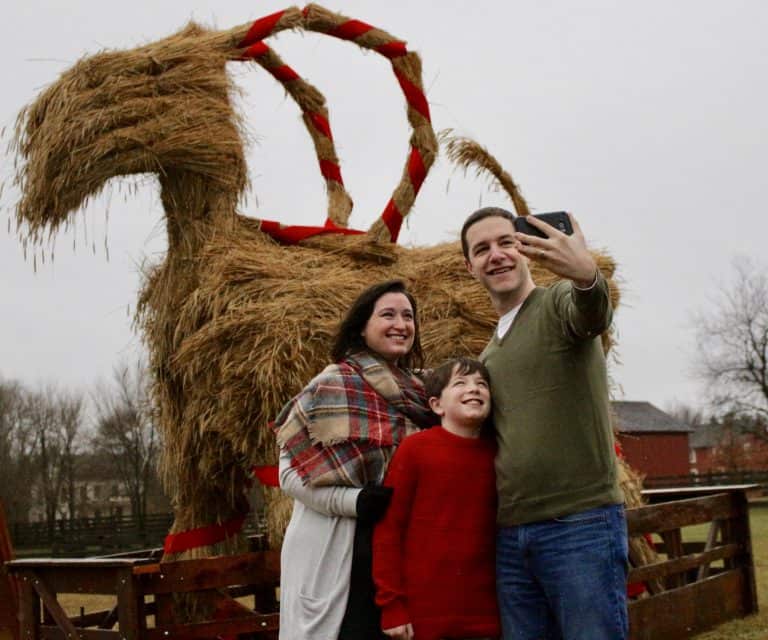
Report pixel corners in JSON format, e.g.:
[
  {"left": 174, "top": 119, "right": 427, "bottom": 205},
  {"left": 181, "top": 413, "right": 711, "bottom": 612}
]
[{"left": 440, "top": 130, "right": 531, "bottom": 219}]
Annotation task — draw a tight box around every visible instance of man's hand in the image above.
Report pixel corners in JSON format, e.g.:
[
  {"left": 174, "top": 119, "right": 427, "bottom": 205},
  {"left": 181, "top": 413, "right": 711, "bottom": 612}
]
[
  {"left": 383, "top": 623, "right": 414, "bottom": 640},
  {"left": 513, "top": 213, "right": 597, "bottom": 287}
]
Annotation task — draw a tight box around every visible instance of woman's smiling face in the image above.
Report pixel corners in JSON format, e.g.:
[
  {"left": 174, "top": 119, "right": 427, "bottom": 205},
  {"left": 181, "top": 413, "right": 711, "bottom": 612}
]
[{"left": 361, "top": 292, "right": 415, "bottom": 362}]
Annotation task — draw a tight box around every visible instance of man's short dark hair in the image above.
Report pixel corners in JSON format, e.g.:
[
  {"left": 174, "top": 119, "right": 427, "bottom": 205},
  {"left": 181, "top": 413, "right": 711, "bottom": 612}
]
[
  {"left": 460, "top": 207, "right": 516, "bottom": 260},
  {"left": 425, "top": 357, "right": 491, "bottom": 400}
]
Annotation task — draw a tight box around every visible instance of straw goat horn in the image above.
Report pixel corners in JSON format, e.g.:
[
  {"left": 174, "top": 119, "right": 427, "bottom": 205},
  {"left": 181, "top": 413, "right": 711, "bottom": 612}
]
[{"left": 225, "top": 4, "right": 438, "bottom": 242}]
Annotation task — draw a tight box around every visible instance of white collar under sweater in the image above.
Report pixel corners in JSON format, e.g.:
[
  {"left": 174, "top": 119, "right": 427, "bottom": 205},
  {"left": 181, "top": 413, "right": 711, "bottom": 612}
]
[{"left": 496, "top": 303, "right": 523, "bottom": 340}]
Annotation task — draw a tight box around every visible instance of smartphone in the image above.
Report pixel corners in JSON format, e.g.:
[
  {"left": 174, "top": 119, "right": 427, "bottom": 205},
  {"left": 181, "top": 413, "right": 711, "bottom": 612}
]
[{"left": 513, "top": 211, "right": 573, "bottom": 239}]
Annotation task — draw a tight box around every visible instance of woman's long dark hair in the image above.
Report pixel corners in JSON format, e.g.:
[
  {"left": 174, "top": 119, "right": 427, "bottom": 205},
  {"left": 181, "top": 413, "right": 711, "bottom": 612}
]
[{"left": 330, "top": 279, "right": 424, "bottom": 370}]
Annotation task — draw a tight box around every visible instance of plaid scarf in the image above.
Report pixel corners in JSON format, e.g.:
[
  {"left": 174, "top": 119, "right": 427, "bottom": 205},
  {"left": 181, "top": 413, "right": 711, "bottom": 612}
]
[{"left": 274, "top": 352, "right": 432, "bottom": 487}]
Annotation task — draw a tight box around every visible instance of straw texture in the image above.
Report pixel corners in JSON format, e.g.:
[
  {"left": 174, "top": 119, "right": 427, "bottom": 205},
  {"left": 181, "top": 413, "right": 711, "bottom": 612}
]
[{"left": 9, "top": 7, "right": 634, "bottom": 574}]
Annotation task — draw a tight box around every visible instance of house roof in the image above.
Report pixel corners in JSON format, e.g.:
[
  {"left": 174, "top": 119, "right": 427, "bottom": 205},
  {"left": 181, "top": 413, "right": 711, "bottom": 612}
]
[
  {"left": 612, "top": 401, "right": 694, "bottom": 434},
  {"left": 688, "top": 422, "right": 721, "bottom": 448},
  {"left": 688, "top": 418, "right": 768, "bottom": 448}
]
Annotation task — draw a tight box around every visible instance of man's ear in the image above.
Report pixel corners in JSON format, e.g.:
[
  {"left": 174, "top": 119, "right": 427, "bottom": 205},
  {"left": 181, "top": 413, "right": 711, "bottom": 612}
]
[
  {"left": 428, "top": 396, "right": 444, "bottom": 416},
  {"left": 465, "top": 258, "right": 475, "bottom": 278}
]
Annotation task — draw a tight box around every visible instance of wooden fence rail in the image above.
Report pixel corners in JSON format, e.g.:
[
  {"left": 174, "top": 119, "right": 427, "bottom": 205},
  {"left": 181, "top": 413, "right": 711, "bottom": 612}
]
[
  {"left": 2, "top": 488, "right": 760, "bottom": 640},
  {"left": 626, "top": 487, "right": 758, "bottom": 639},
  {"left": 10, "top": 513, "right": 264, "bottom": 556},
  {"left": 10, "top": 514, "right": 175, "bottom": 556},
  {"left": 644, "top": 470, "right": 768, "bottom": 489}
]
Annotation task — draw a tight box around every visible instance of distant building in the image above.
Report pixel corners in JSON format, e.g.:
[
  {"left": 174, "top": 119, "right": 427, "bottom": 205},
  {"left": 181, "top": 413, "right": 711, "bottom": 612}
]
[
  {"left": 612, "top": 401, "right": 693, "bottom": 479},
  {"left": 26, "top": 453, "right": 169, "bottom": 523},
  {"left": 689, "top": 417, "right": 768, "bottom": 473}
]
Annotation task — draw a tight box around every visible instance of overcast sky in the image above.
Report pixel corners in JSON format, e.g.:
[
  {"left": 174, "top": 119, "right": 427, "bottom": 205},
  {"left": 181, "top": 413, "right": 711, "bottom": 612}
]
[{"left": 2, "top": 0, "right": 767, "bottom": 414}]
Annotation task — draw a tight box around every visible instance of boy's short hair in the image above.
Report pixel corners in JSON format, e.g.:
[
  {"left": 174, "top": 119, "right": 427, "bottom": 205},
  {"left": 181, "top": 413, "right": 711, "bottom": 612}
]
[{"left": 425, "top": 357, "right": 491, "bottom": 400}]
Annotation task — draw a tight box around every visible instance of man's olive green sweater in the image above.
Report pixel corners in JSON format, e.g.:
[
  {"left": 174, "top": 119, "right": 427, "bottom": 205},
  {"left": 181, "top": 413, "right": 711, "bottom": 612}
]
[{"left": 481, "top": 272, "right": 623, "bottom": 526}]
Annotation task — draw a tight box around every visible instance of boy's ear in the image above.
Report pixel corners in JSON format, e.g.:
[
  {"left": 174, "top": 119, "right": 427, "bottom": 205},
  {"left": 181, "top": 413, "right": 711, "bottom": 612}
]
[{"left": 428, "top": 396, "right": 444, "bottom": 416}]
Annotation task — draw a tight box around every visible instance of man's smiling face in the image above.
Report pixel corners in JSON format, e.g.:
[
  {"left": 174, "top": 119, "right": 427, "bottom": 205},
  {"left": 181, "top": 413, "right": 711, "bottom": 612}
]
[{"left": 464, "top": 215, "right": 534, "bottom": 307}]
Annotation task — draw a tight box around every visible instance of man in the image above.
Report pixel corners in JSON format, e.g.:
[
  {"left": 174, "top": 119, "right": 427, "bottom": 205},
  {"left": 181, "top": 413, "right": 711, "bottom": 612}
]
[{"left": 461, "top": 207, "right": 628, "bottom": 640}]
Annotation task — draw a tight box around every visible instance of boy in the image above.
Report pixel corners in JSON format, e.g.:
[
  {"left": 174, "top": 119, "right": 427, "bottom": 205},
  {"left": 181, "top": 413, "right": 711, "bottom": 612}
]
[{"left": 373, "top": 358, "right": 500, "bottom": 640}]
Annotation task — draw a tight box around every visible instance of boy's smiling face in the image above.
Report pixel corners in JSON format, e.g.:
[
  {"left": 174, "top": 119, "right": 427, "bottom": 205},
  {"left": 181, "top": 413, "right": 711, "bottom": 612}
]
[{"left": 429, "top": 365, "right": 491, "bottom": 436}]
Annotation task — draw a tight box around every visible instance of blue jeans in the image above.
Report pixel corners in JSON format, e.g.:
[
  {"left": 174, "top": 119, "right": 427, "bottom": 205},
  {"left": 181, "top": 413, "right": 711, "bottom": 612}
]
[{"left": 496, "top": 503, "right": 628, "bottom": 640}]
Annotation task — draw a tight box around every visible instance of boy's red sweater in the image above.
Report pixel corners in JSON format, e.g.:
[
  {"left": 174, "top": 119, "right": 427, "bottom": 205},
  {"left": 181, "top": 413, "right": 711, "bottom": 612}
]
[{"left": 373, "top": 426, "right": 500, "bottom": 640}]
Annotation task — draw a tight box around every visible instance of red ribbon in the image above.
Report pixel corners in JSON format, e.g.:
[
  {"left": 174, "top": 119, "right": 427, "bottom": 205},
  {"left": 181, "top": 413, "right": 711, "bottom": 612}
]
[
  {"left": 161, "top": 463, "right": 281, "bottom": 554},
  {"left": 330, "top": 19, "right": 407, "bottom": 59},
  {"left": 238, "top": 10, "right": 285, "bottom": 48},
  {"left": 408, "top": 146, "right": 427, "bottom": 193},
  {"left": 252, "top": 465, "right": 280, "bottom": 487},
  {"left": 258, "top": 219, "right": 364, "bottom": 244},
  {"left": 308, "top": 112, "right": 333, "bottom": 140},
  {"left": 393, "top": 69, "right": 431, "bottom": 122},
  {"left": 319, "top": 159, "right": 343, "bottom": 184},
  {"left": 163, "top": 516, "right": 246, "bottom": 554},
  {"left": 272, "top": 65, "right": 300, "bottom": 83},
  {"left": 380, "top": 198, "right": 403, "bottom": 242},
  {"left": 376, "top": 41, "right": 407, "bottom": 59},
  {"left": 240, "top": 41, "right": 269, "bottom": 60},
  {"left": 332, "top": 19, "right": 374, "bottom": 40}
]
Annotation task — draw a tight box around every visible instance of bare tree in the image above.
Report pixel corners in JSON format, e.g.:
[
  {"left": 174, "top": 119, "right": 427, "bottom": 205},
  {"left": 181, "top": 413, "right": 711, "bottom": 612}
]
[
  {"left": 24, "top": 387, "right": 85, "bottom": 533},
  {"left": 666, "top": 402, "right": 706, "bottom": 429},
  {"left": 92, "top": 361, "right": 160, "bottom": 528},
  {"left": 694, "top": 258, "right": 768, "bottom": 441},
  {"left": 0, "top": 379, "right": 37, "bottom": 523},
  {"left": 57, "top": 393, "right": 84, "bottom": 521}
]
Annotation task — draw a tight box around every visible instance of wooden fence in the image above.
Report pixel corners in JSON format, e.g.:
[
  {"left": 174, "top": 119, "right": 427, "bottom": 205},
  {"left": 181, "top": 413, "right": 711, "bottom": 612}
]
[
  {"left": 9, "top": 514, "right": 175, "bottom": 556},
  {"left": 644, "top": 470, "right": 768, "bottom": 490},
  {"left": 10, "top": 513, "right": 264, "bottom": 557},
  {"left": 6, "top": 539, "right": 279, "bottom": 640},
  {"left": 626, "top": 487, "right": 758, "bottom": 639},
  {"left": 2, "top": 487, "right": 760, "bottom": 639}
]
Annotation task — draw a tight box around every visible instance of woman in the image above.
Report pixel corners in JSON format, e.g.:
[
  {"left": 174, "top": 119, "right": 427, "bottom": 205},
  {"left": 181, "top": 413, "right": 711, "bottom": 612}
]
[{"left": 274, "top": 280, "right": 433, "bottom": 640}]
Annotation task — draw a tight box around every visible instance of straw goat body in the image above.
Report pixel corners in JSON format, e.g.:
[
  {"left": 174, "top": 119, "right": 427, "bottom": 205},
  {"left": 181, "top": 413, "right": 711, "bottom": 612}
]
[{"left": 10, "top": 5, "right": 629, "bottom": 565}]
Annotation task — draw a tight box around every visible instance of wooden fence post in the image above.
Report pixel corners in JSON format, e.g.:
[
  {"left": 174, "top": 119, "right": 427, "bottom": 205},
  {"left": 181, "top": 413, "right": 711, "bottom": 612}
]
[{"left": 0, "top": 500, "right": 19, "bottom": 640}]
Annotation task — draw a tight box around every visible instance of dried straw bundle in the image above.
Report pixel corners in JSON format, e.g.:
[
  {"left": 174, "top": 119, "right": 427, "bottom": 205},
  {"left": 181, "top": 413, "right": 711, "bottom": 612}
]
[
  {"left": 159, "top": 216, "right": 619, "bottom": 543},
  {"left": 10, "top": 4, "right": 629, "bottom": 568},
  {"left": 616, "top": 457, "right": 663, "bottom": 594},
  {"left": 9, "top": 4, "right": 442, "bottom": 556},
  {"left": 12, "top": 20, "right": 254, "bottom": 560},
  {"left": 12, "top": 23, "right": 248, "bottom": 244}
]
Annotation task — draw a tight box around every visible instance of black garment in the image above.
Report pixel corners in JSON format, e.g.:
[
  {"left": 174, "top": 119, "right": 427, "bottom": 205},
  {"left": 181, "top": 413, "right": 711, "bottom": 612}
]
[
  {"left": 337, "top": 519, "right": 386, "bottom": 640},
  {"left": 356, "top": 484, "right": 393, "bottom": 525}
]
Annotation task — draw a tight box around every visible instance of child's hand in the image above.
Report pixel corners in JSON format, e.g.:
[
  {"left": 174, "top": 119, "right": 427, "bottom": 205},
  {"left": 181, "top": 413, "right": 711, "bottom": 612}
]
[{"left": 383, "top": 623, "right": 414, "bottom": 640}]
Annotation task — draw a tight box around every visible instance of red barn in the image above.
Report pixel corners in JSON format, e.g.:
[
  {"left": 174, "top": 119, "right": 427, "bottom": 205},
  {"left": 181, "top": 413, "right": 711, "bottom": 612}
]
[
  {"left": 613, "top": 401, "right": 693, "bottom": 479},
  {"left": 690, "top": 419, "right": 768, "bottom": 473}
]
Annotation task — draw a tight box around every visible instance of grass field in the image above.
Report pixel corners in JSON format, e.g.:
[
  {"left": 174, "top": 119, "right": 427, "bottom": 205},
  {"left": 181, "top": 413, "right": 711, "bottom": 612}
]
[
  {"left": 41, "top": 502, "right": 768, "bottom": 637},
  {"left": 691, "top": 500, "right": 768, "bottom": 639}
]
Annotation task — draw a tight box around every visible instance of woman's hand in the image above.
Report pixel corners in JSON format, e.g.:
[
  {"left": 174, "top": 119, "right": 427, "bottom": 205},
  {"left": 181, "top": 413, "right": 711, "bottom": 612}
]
[
  {"left": 383, "top": 623, "right": 414, "bottom": 640},
  {"left": 356, "top": 483, "right": 394, "bottom": 524}
]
